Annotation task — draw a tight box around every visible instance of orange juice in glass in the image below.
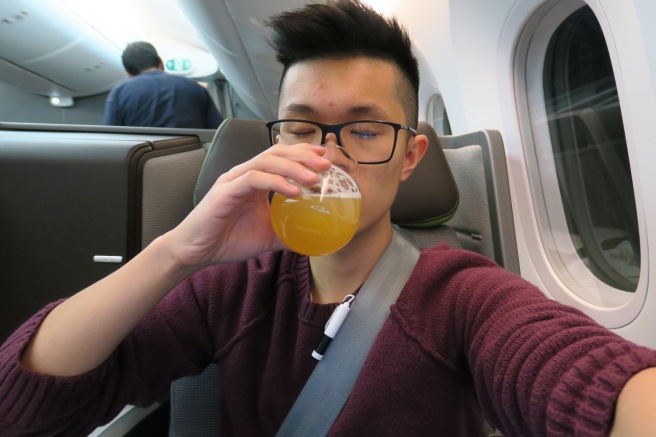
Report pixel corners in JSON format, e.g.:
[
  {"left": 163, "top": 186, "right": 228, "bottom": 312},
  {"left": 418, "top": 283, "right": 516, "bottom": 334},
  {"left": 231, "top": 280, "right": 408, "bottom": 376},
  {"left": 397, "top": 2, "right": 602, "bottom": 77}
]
[{"left": 271, "top": 164, "right": 361, "bottom": 256}]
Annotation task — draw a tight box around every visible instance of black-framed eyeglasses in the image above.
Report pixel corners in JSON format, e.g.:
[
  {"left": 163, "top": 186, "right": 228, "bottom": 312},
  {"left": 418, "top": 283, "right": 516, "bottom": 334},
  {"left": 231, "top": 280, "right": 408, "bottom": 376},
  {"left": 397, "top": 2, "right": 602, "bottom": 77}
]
[{"left": 265, "top": 119, "right": 417, "bottom": 164}]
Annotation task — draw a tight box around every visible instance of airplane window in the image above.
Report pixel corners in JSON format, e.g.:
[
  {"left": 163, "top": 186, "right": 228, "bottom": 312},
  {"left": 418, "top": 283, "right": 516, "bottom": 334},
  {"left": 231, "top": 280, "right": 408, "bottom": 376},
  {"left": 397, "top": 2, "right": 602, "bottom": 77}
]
[
  {"left": 521, "top": 2, "right": 640, "bottom": 305},
  {"left": 543, "top": 6, "right": 639, "bottom": 292},
  {"left": 426, "top": 94, "right": 452, "bottom": 135}
]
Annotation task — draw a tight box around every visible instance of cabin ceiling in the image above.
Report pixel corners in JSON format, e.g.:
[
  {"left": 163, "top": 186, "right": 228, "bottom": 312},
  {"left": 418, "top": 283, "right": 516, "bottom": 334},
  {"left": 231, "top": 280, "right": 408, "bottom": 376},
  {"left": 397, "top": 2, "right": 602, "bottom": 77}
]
[
  {"left": 175, "top": 0, "right": 310, "bottom": 119},
  {"left": 0, "top": 0, "right": 309, "bottom": 118},
  {"left": 0, "top": 0, "right": 126, "bottom": 98}
]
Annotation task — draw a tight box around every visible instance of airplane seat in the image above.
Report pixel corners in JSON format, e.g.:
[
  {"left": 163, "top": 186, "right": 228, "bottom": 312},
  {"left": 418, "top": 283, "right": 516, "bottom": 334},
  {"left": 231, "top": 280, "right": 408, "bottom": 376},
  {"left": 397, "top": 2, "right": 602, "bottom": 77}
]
[
  {"left": 169, "top": 117, "right": 460, "bottom": 436},
  {"left": 439, "top": 130, "right": 520, "bottom": 274},
  {"left": 192, "top": 118, "right": 461, "bottom": 248}
]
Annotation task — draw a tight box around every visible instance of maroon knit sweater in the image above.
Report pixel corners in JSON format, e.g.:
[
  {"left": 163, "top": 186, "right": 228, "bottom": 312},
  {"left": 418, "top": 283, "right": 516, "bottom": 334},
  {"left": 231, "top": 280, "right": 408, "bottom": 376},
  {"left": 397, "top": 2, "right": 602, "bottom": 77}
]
[{"left": 1, "top": 244, "right": 655, "bottom": 436}]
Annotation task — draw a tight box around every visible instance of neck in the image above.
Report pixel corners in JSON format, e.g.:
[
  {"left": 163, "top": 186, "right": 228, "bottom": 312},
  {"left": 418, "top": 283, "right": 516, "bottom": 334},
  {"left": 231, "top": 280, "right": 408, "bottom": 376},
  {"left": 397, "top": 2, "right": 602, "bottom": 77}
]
[
  {"left": 140, "top": 67, "right": 161, "bottom": 75},
  {"left": 309, "top": 220, "right": 393, "bottom": 304}
]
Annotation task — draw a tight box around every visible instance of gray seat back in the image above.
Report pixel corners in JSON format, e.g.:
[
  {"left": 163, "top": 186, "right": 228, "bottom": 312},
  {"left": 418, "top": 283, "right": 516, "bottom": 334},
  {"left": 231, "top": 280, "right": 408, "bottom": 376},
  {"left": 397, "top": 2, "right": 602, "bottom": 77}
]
[{"left": 440, "top": 130, "right": 519, "bottom": 273}]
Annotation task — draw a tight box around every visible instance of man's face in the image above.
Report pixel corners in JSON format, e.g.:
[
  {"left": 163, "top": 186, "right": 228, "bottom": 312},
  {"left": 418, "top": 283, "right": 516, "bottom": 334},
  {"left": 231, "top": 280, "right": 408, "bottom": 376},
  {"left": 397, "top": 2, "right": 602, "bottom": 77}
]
[{"left": 277, "top": 56, "right": 424, "bottom": 236}]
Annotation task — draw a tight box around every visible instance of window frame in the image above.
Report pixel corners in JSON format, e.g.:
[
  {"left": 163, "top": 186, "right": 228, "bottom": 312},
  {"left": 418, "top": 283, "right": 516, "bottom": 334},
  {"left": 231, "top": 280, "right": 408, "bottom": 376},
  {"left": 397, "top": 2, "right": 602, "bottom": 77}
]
[{"left": 514, "top": 0, "right": 648, "bottom": 326}]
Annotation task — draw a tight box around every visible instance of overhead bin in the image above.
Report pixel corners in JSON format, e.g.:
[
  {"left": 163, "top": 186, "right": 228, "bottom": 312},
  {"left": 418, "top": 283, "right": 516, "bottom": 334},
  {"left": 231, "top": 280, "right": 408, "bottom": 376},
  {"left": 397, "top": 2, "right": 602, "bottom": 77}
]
[
  {"left": 0, "top": 0, "right": 126, "bottom": 98},
  {"left": 176, "top": 0, "right": 294, "bottom": 119}
]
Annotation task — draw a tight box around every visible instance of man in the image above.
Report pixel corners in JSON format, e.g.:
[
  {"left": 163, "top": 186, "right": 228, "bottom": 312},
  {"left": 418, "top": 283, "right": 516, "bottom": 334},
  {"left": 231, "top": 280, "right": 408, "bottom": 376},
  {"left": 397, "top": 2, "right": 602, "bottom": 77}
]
[
  {"left": 103, "top": 41, "right": 223, "bottom": 129},
  {"left": 1, "top": 1, "right": 655, "bottom": 435}
]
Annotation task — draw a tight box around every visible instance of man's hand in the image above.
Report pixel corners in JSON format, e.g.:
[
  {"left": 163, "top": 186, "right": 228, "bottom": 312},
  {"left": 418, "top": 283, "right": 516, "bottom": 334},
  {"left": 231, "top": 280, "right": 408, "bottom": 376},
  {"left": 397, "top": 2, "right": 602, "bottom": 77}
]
[{"left": 167, "top": 143, "right": 331, "bottom": 271}]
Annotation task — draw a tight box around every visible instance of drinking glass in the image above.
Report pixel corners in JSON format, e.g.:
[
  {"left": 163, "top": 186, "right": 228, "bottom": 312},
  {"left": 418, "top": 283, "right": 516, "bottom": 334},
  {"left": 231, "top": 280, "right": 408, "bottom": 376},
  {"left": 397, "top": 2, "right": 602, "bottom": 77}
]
[{"left": 270, "top": 146, "right": 361, "bottom": 256}]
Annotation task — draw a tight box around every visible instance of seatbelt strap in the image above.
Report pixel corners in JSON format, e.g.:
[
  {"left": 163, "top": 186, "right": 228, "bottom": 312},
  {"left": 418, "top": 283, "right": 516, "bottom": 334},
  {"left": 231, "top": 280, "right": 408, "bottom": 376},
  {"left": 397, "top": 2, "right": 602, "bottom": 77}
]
[{"left": 276, "top": 225, "right": 421, "bottom": 437}]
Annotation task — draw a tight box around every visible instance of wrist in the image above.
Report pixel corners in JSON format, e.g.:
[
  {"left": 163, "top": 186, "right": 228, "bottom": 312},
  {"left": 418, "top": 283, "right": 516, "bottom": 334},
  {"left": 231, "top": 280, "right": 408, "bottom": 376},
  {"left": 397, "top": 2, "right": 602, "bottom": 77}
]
[{"left": 147, "top": 231, "right": 200, "bottom": 286}]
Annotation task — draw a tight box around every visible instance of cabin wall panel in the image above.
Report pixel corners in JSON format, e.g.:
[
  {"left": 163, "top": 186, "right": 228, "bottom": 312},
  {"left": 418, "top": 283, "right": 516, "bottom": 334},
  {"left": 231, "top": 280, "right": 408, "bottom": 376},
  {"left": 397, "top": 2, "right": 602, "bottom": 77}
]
[
  {"left": 0, "top": 130, "right": 204, "bottom": 343},
  {"left": 0, "top": 82, "right": 107, "bottom": 125}
]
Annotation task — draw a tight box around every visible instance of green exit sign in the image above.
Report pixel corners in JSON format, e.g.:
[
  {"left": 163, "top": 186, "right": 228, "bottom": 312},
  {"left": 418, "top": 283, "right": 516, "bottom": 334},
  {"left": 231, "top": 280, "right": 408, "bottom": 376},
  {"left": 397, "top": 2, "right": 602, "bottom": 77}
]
[{"left": 165, "top": 59, "right": 192, "bottom": 72}]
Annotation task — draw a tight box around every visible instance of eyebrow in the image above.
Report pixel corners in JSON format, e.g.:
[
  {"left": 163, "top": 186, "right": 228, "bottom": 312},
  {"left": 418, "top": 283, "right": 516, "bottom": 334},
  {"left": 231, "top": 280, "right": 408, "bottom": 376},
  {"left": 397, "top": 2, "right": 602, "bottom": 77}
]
[
  {"left": 347, "top": 104, "right": 390, "bottom": 119},
  {"left": 281, "top": 103, "right": 315, "bottom": 115},
  {"left": 281, "top": 103, "right": 391, "bottom": 119}
]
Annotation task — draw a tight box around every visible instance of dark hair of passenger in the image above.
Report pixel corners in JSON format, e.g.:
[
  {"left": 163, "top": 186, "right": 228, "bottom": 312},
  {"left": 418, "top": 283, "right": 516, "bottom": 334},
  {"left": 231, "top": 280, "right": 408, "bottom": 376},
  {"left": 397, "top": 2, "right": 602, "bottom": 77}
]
[
  {"left": 267, "top": 0, "right": 420, "bottom": 127},
  {"left": 121, "top": 41, "right": 163, "bottom": 76}
]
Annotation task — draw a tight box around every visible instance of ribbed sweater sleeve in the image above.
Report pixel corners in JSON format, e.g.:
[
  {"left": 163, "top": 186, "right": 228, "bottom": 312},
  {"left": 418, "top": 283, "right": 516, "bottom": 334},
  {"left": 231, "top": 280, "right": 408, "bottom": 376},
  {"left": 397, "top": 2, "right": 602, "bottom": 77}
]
[
  {"left": 0, "top": 267, "right": 221, "bottom": 435},
  {"left": 546, "top": 341, "right": 654, "bottom": 436},
  {"left": 0, "top": 300, "right": 122, "bottom": 435},
  {"left": 394, "top": 246, "right": 656, "bottom": 437}
]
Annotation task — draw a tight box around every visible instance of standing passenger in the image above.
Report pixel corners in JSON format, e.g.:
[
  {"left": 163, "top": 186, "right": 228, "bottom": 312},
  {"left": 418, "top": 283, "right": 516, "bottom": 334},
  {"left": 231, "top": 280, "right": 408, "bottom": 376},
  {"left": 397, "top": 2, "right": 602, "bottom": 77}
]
[{"left": 103, "top": 41, "right": 223, "bottom": 129}]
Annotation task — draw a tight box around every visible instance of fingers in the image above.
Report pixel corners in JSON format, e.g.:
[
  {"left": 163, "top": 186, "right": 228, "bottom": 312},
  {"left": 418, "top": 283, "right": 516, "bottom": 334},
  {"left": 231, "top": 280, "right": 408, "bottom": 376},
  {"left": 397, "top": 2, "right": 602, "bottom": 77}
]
[
  {"left": 224, "top": 169, "right": 301, "bottom": 199},
  {"left": 220, "top": 143, "right": 331, "bottom": 195},
  {"left": 170, "top": 144, "right": 329, "bottom": 266}
]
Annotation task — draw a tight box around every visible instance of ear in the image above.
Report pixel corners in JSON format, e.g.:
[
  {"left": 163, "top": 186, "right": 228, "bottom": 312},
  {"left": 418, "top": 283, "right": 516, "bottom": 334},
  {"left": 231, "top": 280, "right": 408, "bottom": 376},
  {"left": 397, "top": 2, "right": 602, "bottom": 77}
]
[{"left": 399, "top": 134, "right": 428, "bottom": 182}]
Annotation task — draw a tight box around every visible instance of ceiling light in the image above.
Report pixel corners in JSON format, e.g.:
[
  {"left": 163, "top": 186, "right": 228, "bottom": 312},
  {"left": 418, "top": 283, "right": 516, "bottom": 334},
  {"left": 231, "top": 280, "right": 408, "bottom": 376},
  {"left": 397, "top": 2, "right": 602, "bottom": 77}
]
[{"left": 50, "top": 96, "right": 74, "bottom": 107}]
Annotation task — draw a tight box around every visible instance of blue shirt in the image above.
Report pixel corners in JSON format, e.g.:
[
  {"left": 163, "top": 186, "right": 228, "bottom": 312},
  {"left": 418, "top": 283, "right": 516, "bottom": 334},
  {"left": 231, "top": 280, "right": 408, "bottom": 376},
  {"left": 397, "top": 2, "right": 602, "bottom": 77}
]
[{"left": 104, "top": 70, "right": 223, "bottom": 129}]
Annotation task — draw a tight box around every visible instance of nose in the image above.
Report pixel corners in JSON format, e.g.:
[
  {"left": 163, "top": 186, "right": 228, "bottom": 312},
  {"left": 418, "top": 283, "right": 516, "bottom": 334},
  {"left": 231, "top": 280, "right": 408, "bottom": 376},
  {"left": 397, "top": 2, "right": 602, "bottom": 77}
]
[
  {"left": 323, "top": 142, "right": 341, "bottom": 161},
  {"left": 323, "top": 143, "right": 358, "bottom": 174}
]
